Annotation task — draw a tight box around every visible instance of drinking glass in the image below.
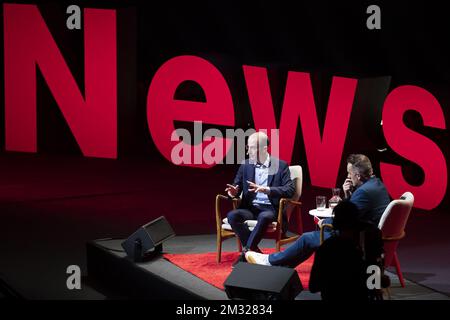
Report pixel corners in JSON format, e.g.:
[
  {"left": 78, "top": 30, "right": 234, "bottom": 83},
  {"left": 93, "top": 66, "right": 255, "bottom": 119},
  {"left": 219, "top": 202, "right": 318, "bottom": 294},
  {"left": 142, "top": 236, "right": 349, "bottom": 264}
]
[
  {"left": 329, "top": 188, "right": 342, "bottom": 209},
  {"left": 316, "top": 196, "right": 326, "bottom": 211}
]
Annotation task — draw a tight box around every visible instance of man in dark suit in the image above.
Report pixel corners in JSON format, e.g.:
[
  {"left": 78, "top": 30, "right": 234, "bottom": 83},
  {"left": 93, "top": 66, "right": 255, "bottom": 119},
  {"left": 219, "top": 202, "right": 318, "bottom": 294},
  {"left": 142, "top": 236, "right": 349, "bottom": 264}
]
[
  {"left": 341, "top": 154, "right": 391, "bottom": 226},
  {"left": 225, "top": 132, "right": 295, "bottom": 263},
  {"left": 245, "top": 154, "right": 390, "bottom": 267}
]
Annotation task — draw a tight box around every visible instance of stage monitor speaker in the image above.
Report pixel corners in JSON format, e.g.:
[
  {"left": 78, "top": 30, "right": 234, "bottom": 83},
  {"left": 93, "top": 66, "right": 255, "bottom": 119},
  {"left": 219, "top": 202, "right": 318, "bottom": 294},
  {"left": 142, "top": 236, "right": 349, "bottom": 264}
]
[
  {"left": 121, "top": 216, "right": 175, "bottom": 262},
  {"left": 224, "top": 262, "right": 303, "bottom": 300}
]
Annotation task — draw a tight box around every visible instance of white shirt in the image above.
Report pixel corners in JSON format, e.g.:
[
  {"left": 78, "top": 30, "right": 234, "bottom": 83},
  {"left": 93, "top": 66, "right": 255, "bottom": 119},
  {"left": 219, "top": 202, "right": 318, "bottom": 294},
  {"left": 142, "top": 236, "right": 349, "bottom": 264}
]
[{"left": 252, "top": 155, "right": 272, "bottom": 206}]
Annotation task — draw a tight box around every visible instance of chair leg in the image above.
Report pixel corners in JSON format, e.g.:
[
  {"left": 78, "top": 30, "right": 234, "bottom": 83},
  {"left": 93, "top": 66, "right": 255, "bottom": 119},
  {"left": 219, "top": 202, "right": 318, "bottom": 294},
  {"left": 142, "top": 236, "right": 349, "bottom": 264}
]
[
  {"left": 216, "top": 232, "right": 222, "bottom": 263},
  {"left": 236, "top": 237, "right": 242, "bottom": 252},
  {"left": 393, "top": 252, "right": 405, "bottom": 288},
  {"left": 381, "top": 287, "right": 391, "bottom": 300}
]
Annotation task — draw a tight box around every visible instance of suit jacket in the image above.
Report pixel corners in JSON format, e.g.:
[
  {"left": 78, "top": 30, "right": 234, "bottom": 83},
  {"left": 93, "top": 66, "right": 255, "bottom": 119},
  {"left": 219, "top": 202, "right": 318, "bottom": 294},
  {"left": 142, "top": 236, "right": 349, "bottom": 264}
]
[
  {"left": 231, "top": 157, "right": 295, "bottom": 214},
  {"left": 350, "top": 177, "right": 391, "bottom": 226}
]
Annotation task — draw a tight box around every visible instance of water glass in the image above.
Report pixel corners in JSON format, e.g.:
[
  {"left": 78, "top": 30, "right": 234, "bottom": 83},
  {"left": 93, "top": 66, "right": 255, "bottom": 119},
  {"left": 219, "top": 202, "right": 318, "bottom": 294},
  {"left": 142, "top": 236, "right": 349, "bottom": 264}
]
[{"left": 316, "top": 196, "right": 326, "bottom": 211}]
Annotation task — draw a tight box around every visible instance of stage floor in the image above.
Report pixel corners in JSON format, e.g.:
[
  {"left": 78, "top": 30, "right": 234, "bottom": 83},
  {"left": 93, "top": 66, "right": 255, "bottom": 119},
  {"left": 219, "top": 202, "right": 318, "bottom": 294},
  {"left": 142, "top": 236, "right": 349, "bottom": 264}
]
[
  {"left": 88, "top": 234, "right": 450, "bottom": 300},
  {"left": 1, "top": 154, "right": 449, "bottom": 300}
]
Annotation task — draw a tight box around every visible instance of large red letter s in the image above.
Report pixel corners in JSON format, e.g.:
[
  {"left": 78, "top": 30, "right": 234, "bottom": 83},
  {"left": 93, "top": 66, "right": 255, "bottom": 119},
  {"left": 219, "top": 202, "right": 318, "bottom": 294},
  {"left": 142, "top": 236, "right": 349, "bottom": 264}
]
[
  {"left": 3, "top": 4, "right": 117, "bottom": 158},
  {"left": 381, "top": 85, "right": 447, "bottom": 210}
]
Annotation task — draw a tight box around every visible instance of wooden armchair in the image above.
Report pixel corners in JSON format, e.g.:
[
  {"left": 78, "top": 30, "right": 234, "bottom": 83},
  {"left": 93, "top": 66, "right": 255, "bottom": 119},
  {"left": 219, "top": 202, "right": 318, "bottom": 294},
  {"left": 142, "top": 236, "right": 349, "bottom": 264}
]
[{"left": 215, "top": 165, "right": 303, "bottom": 263}]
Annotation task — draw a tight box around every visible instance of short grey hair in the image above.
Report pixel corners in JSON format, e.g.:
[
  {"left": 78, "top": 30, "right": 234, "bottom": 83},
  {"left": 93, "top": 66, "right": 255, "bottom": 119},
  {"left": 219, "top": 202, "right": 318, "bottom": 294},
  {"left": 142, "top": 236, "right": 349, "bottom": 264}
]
[{"left": 248, "top": 131, "right": 270, "bottom": 147}]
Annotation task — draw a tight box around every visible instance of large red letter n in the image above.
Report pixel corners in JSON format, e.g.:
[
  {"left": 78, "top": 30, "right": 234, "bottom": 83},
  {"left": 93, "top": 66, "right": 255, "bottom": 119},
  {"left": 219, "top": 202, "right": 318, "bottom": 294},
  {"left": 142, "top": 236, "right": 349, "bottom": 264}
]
[{"left": 3, "top": 4, "right": 117, "bottom": 158}]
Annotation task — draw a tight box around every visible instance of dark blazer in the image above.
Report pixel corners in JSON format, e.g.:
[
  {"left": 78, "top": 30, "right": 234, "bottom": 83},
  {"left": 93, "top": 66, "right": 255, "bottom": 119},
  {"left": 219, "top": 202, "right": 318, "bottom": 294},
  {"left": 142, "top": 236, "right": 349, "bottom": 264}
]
[
  {"left": 231, "top": 157, "right": 295, "bottom": 214},
  {"left": 350, "top": 177, "right": 391, "bottom": 226}
]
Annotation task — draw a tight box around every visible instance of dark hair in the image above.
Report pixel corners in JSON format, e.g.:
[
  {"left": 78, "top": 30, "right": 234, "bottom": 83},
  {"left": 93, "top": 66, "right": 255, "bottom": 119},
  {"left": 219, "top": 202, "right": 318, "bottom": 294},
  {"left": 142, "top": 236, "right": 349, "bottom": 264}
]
[
  {"left": 332, "top": 200, "right": 361, "bottom": 231},
  {"left": 347, "top": 154, "right": 373, "bottom": 181}
]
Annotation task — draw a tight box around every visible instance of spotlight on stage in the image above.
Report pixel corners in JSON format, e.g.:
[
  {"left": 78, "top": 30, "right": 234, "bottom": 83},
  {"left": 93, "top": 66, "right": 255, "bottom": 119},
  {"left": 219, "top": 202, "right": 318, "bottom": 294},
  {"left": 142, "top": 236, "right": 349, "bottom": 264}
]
[
  {"left": 121, "top": 216, "right": 175, "bottom": 262},
  {"left": 224, "top": 263, "right": 303, "bottom": 300}
]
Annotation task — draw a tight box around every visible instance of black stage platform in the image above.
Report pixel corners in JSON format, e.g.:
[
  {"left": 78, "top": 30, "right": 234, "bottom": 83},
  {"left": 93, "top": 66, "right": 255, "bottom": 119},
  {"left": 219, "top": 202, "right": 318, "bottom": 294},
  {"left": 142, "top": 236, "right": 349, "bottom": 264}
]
[
  {"left": 87, "top": 239, "right": 228, "bottom": 300},
  {"left": 86, "top": 235, "right": 449, "bottom": 300}
]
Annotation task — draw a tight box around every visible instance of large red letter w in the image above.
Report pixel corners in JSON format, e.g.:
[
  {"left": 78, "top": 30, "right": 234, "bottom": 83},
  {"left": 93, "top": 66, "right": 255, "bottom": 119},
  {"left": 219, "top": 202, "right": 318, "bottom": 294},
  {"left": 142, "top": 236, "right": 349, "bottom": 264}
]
[
  {"left": 4, "top": 4, "right": 117, "bottom": 158},
  {"left": 244, "top": 66, "right": 357, "bottom": 187}
]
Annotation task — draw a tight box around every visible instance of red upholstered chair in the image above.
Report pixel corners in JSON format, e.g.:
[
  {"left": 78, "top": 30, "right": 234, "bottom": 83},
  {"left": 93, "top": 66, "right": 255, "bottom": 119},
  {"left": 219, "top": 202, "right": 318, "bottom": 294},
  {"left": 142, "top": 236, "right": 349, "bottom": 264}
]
[
  {"left": 215, "top": 165, "right": 303, "bottom": 263},
  {"left": 378, "top": 192, "right": 414, "bottom": 287}
]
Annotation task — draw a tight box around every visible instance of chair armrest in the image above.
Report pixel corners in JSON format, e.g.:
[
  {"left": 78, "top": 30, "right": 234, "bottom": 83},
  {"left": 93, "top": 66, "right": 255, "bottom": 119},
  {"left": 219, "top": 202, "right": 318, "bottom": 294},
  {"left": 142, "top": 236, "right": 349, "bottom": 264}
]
[
  {"left": 279, "top": 198, "right": 302, "bottom": 207},
  {"left": 277, "top": 198, "right": 302, "bottom": 233},
  {"left": 287, "top": 199, "right": 302, "bottom": 206},
  {"left": 320, "top": 223, "right": 333, "bottom": 245},
  {"left": 278, "top": 198, "right": 302, "bottom": 214},
  {"left": 215, "top": 194, "right": 241, "bottom": 206},
  {"left": 382, "top": 231, "right": 405, "bottom": 241},
  {"left": 215, "top": 194, "right": 229, "bottom": 232},
  {"left": 216, "top": 194, "right": 229, "bottom": 202},
  {"left": 215, "top": 194, "right": 242, "bottom": 232}
]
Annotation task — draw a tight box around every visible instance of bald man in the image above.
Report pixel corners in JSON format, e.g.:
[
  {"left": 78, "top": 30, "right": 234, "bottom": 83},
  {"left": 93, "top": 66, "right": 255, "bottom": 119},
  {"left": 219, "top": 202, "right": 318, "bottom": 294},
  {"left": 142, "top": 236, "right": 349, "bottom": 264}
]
[{"left": 225, "top": 132, "right": 295, "bottom": 265}]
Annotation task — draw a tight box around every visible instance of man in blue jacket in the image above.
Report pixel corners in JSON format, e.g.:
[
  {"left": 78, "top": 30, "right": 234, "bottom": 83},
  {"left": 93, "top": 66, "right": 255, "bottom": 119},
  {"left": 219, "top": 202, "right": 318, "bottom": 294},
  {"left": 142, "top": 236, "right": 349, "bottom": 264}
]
[
  {"left": 226, "top": 132, "right": 295, "bottom": 263},
  {"left": 245, "top": 154, "right": 390, "bottom": 267}
]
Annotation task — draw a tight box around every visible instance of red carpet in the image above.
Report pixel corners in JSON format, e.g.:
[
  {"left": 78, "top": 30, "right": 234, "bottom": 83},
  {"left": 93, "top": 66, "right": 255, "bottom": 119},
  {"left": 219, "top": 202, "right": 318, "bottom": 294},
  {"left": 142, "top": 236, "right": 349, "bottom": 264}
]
[{"left": 164, "top": 249, "right": 314, "bottom": 290}]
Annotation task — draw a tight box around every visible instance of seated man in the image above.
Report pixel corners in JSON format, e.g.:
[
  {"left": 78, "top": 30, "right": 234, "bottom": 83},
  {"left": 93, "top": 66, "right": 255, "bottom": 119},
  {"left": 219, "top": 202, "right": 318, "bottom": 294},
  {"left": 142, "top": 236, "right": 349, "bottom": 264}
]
[
  {"left": 309, "top": 201, "right": 384, "bottom": 301},
  {"left": 245, "top": 153, "right": 390, "bottom": 268},
  {"left": 225, "top": 132, "right": 295, "bottom": 263}
]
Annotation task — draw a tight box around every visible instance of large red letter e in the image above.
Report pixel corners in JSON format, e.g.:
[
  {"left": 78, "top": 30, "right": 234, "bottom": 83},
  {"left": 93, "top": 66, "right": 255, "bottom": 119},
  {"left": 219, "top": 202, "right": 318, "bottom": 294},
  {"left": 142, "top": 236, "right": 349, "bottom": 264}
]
[
  {"left": 3, "top": 4, "right": 117, "bottom": 158},
  {"left": 147, "top": 55, "right": 234, "bottom": 168}
]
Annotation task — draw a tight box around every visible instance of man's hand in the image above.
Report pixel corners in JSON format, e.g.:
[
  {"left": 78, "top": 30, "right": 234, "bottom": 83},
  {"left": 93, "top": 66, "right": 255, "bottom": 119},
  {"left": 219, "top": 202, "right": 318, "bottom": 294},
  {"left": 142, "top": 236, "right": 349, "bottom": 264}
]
[
  {"left": 225, "top": 184, "right": 239, "bottom": 197},
  {"left": 246, "top": 180, "right": 270, "bottom": 194},
  {"left": 342, "top": 178, "right": 353, "bottom": 198}
]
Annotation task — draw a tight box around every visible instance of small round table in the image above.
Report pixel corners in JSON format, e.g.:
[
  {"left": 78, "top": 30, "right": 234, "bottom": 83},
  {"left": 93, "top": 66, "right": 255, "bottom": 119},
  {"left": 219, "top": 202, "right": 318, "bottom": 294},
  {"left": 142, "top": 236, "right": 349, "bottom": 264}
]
[{"left": 309, "top": 208, "right": 334, "bottom": 218}]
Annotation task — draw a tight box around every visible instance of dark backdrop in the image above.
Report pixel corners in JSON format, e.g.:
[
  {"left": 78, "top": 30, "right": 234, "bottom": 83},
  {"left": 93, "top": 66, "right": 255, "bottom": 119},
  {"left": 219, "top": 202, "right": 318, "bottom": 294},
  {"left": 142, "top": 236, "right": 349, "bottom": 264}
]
[{"left": 0, "top": 0, "right": 449, "bottom": 233}]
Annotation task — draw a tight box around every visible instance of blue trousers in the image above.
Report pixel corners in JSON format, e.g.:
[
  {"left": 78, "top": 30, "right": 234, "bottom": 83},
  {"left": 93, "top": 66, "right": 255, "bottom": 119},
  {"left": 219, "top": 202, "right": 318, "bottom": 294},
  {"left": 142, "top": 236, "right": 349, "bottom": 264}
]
[
  {"left": 268, "top": 229, "right": 332, "bottom": 268},
  {"left": 227, "top": 204, "right": 276, "bottom": 250}
]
